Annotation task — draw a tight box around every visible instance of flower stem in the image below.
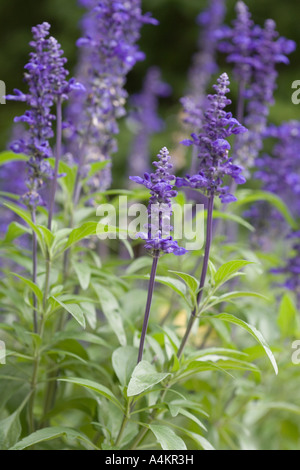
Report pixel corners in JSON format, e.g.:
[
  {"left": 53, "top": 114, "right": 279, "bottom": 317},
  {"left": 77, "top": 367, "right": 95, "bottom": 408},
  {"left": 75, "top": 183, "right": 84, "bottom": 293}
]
[
  {"left": 31, "top": 209, "right": 38, "bottom": 334},
  {"left": 177, "top": 194, "right": 214, "bottom": 359},
  {"left": 48, "top": 96, "right": 62, "bottom": 231},
  {"left": 137, "top": 253, "right": 159, "bottom": 364}
]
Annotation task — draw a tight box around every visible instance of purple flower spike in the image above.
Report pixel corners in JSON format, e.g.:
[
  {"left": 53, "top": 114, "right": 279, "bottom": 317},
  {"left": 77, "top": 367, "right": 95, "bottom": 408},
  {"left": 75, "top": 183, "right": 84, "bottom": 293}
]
[
  {"left": 66, "top": 0, "right": 158, "bottom": 195},
  {"left": 6, "top": 22, "right": 83, "bottom": 211},
  {"left": 178, "top": 73, "right": 247, "bottom": 202},
  {"left": 130, "top": 147, "right": 187, "bottom": 257},
  {"left": 128, "top": 67, "right": 171, "bottom": 178},
  {"left": 218, "top": 2, "right": 296, "bottom": 172},
  {"left": 181, "top": 0, "right": 226, "bottom": 131}
]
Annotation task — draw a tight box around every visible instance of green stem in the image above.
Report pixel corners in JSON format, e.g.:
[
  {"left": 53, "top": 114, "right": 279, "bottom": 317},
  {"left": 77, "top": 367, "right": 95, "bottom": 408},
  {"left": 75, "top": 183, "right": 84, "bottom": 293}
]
[
  {"left": 27, "top": 316, "right": 45, "bottom": 433},
  {"left": 31, "top": 209, "right": 38, "bottom": 334},
  {"left": 177, "top": 194, "right": 214, "bottom": 359}
]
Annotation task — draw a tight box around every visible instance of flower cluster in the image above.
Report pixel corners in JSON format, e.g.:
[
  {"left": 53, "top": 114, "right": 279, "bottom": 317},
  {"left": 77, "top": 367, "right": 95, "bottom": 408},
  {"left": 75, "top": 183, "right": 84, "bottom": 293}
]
[
  {"left": 178, "top": 73, "right": 247, "bottom": 203},
  {"left": 66, "top": 0, "right": 158, "bottom": 193},
  {"left": 181, "top": 0, "right": 225, "bottom": 131},
  {"left": 128, "top": 67, "right": 171, "bottom": 178},
  {"left": 130, "top": 147, "right": 187, "bottom": 256},
  {"left": 6, "top": 22, "right": 82, "bottom": 210},
  {"left": 218, "top": 2, "right": 296, "bottom": 171}
]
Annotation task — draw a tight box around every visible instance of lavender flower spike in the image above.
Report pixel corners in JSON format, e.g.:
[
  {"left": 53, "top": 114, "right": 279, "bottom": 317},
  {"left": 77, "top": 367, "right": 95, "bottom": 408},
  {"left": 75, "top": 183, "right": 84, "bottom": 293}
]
[
  {"left": 6, "top": 22, "right": 83, "bottom": 211},
  {"left": 130, "top": 147, "right": 187, "bottom": 257},
  {"left": 130, "top": 147, "right": 187, "bottom": 363},
  {"left": 181, "top": 0, "right": 226, "bottom": 131},
  {"left": 178, "top": 73, "right": 247, "bottom": 203}
]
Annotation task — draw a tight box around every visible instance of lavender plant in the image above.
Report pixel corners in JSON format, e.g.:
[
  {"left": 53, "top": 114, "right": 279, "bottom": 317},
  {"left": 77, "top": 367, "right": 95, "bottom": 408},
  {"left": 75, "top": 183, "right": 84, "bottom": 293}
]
[
  {"left": 130, "top": 146, "right": 187, "bottom": 362},
  {"left": 0, "top": 0, "right": 298, "bottom": 453}
]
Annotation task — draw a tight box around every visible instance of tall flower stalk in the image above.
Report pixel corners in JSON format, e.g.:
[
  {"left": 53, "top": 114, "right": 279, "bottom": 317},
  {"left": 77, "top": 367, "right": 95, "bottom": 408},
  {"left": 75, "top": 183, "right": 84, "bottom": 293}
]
[
  {"left": 66, "top": 0, "right": 158, "bottom": 202},
  {"left": 128, "top": 66, "right": 171, "bottom": 180},
  {"left": 130, "top": 147, "right": 187, "bottom": 363},
  {"left": 176, "top": 73, "right": 247, "bottom": 355},
  {"left": 218, "top": 2, "right": 296, "bottom": 173}
]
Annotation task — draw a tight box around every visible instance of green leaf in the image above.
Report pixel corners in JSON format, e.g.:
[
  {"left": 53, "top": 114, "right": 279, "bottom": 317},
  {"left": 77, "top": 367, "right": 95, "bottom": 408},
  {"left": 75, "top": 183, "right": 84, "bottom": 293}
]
[
  {"left": 127, "top": 361, "right": 171, "bottom": 397},
  {"left": 149, "top": 424, "right": 187, "bottom": 450},
  {"left": 0, "top": 151, "right": 27, "bottom": 166},
  {"left": 212, "top": 210, "right": 255, "bottom": 232},
  {"left": 168, "top": 270, "right": 199, "bottom": 294},
  {"left": 3, "top": 202, "right": 44, "bottom": 249},
  {"left": 186, "top": 432, "right": 215, "bottom": 450},
  {"left": 93, "top": 284, "right": 126, "bottom": 346},
  {"left": 125, "top": 256, "right": 153, "bottom": 275},
  {"left": 50, "top": 296, "right": 86, "bottom": 328},
  {"left": 12, "top": 273, "right": 43, "bottom": 305},
  {"left": 235, "top": 189, "right": 297, "bottom": 230},
  {"left": 112, "top": 346, "right": 138, "bottom": 387},
  {"left": 168, "top": 406, "right": 207, "bottom": 432},
  {"left": 48, "top": 158, "right": 77, "bottom": 198},
  {"left": 64, "top": 222, "right": 98, "bottom": 250},
  {"left": 72, "top": 261, "right": 91, "bottom": 291},
  {"left": 80, "top": 302, "right": 97, "bottom": 329},
  {"left": 4, "top": 221, "right": 29, "bottom": 243},
  {"left": 123, "top": 274, "right": 188, "bottom": 303},
  {"left": 277, "top": 293, "right": 298, "bottom": 337},
  {"left": 0, "top": 410, "right": 22, "bottom": 450},
  {"left": 206, "top": 291, "right": 269, "bottom": 309},
  {"left": 214, "top": 260, "right": 254, "bottom": 287},
  {"left": 9, "top": 426, "right": 98, "bottom": 450},
  {"left": 0, "top": 395, "right": 30, "bottom": 450},
  {"left": 59, "top": 377, "right": 123, "bottom": 411},
  {"left": 213, "top": 313, "right": 278, "bottom": 374},
  {"left": 37, "top": 225, "right": 54, "bottom": 250}
]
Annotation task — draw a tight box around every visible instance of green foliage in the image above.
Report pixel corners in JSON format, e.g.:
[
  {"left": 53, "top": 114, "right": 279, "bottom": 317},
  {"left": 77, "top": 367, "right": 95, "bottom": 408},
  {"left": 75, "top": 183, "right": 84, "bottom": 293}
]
[{"left": 0, "top": 0, "right": 299, "bottom": 453}]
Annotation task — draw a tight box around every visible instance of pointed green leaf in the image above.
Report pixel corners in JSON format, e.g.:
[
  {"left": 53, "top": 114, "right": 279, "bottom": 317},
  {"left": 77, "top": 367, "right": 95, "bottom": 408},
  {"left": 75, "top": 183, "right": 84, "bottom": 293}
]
[
  {"left": 168, "top": 270, "right": 199, "bottom": 294},
  {"left": 0, "top": 410, "right": 22, "bottom": 450},
  {"left": 93, "top": 284, "right": 126, "bottom": 346},
  {"left": 59, "top": 377, "right": 123, "bottom": 410},
  {"left": 214, "top": 313, "right": 278, "bottom": 374},
  {"left": 9, "top": 426, "right": 98, "bottom": 450},
  {"left": 12, "top": 273, "right": 43, "bottom": 305},
  {"left": 112, "top": 346, "right": 138, "bottom": 387},
  {"left": 72, "top": 261, "right": 91, "bottom": 291},
  {"left": 50, "top": 296, "right": 86, "bottom": 329},
  {"left": 0, "top": 151, "right": 27, "bottom": 166},
  {"left": 149, "top": 424, "right": 187, "bottom": 450},
  {"left": 214, "top": 260, "right": 254, "bottom": 287},
  {"left": 235, "top": 190, "right": 297, "bottom": 230},
  {"left": 277, "top": 293, "right": 298, "bottom": 337},
  {"left": 127, "top": 361, "right": 171, "bottom": 397},
  {"left": 4, "top": 221, "right": 29, "bottom": 243}
]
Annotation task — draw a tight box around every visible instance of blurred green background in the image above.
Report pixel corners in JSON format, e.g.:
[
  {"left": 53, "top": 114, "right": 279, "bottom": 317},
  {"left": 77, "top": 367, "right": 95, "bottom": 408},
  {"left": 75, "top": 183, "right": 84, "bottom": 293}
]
[{"left": 0, "top": 0, "right": 299, "bottom": 156}]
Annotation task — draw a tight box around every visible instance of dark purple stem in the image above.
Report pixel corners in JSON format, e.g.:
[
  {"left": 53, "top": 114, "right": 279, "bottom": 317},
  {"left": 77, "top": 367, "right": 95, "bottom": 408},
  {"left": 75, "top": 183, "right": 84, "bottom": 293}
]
[
  {"left": 177, "top": 194, "right": 214, "bottom": 359},
  {"left": 137, "top": 253, "right": 159, "bottom": 364},
  {"left": 31, "top": 209, "right": 38, "bottom": 333},
  {"left": 48, "top": 96, "right": 62, "bottom": 230}
]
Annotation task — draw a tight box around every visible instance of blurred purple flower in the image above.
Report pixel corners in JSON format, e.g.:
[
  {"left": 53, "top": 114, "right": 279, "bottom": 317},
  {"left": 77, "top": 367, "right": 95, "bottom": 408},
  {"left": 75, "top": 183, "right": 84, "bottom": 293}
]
[
  {"left": 218, "top": 2, "right": 296, "bottom": 173},
  {"left": 66, "top": 0, "right": 158, "bottom": 194},
  {"left": 181, "top": 0, "right": 226, "bottom": 132},
  {"left": 128, "top": 67, "right": 171, "bottom": 179}
]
